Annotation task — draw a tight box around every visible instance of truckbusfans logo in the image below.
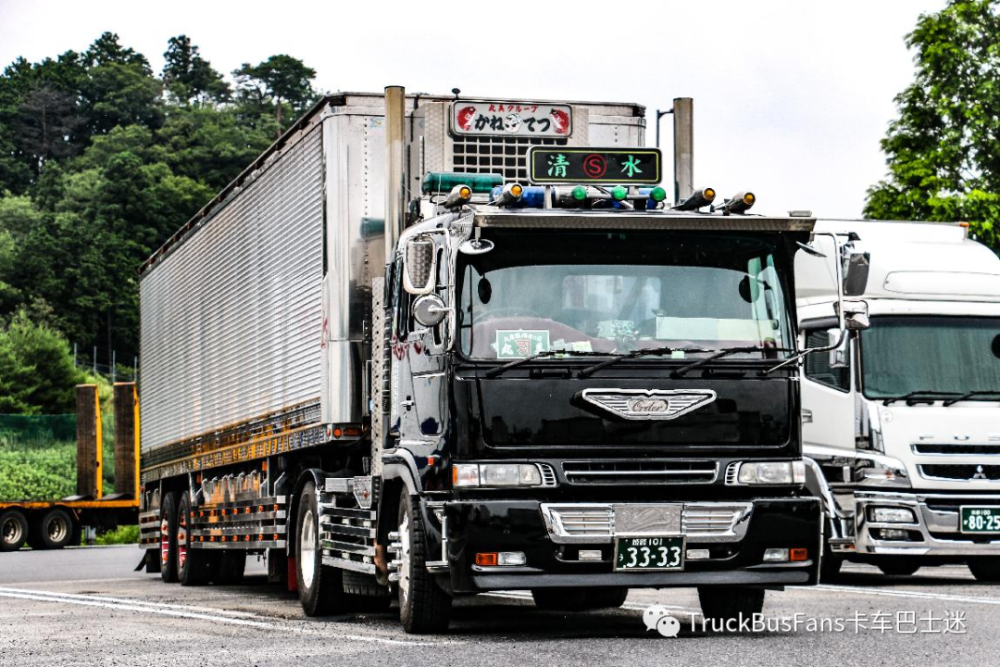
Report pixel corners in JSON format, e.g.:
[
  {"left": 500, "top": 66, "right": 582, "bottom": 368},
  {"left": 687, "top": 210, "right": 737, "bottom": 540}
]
[{"left": 579, "top": 389, "right": 717, "bottom": 421}]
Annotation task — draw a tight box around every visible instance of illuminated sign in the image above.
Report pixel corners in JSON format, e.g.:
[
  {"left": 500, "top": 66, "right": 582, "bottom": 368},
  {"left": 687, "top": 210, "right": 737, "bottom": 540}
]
[{"left": 527, "top": 147, "right": 662, "bottom": 185}]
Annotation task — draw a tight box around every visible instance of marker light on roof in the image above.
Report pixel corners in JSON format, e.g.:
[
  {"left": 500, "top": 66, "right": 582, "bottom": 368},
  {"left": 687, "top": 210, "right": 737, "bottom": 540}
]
[
  {"left": 492, "top": 182, "right": 524, "bottom": 207},
  {"left": 649, "top": 186, "right": 667, "bottom": 203},
  {"left": 611, "top": 185, "right": 628, "bottom": 202},
  {"left": 444, "top": 184, "right": 473, "bottom": 208},
  {"left": 724, "top": 191, "right": 755, "bottom": 215},
  {"left": 673, "top": 187, "right": 716, "bottom": 211}
]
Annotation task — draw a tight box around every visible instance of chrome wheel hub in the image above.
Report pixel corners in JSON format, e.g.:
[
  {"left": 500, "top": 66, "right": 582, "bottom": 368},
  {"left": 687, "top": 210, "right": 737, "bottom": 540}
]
[{"left": 301, "top": 508, "right": 317, "bottom": 588}]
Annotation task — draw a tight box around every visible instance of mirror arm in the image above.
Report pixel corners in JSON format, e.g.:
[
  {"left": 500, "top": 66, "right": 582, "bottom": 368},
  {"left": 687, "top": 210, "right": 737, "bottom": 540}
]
[{"left": 762, "top": 328, "right": 848, "bottom": 376}]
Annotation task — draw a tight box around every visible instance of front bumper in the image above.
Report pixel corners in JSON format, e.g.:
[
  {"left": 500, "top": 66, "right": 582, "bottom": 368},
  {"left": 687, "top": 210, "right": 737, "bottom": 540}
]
[
  {"left": 854, "top": 491, "right": 1000, "bottom": 557},
  {"left": 431, "top": 497, "right": 821, "bottom": 594}
]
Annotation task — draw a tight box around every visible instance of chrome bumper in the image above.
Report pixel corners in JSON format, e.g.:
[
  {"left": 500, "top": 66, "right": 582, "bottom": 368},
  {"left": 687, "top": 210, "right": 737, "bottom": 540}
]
[{"left": 855, "top": 491, "right": 1000, "bottom": 556}]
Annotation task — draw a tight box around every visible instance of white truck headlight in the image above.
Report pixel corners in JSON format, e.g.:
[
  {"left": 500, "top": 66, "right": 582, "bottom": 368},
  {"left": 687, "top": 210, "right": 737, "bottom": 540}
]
[
  {"left": 871, "top": 507, "right": 916, "bottom": 523},
  {"left": 737, "top": 460, "right": 806, "bottom": 485},
  {"left": 452, "top": 463, "right": 543, "bottom": 488}
]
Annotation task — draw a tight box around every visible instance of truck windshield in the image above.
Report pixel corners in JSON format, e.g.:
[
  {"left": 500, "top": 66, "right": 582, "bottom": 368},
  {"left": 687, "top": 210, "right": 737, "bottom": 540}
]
[
  {"left": 457, "top": 230, "right": 793, "bottom": 361},
  {"left": 861, "top": 316, "right": 1000, "bottom": 399}
]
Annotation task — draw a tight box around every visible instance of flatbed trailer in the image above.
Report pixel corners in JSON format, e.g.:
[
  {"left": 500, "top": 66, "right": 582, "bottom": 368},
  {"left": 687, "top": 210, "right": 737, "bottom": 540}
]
[{"left": 0, "top": 383, "right": 140, "bottom": 552}]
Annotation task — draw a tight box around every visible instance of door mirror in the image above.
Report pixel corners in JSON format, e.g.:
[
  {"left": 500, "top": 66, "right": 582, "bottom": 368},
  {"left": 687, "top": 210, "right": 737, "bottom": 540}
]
[
  {"left": 842, "top": 242, "right": 870, "bottom": 297},
  {"left": 412, "top": 294, "right": 448, "bottom": 327},
  {"left": 827, "top": 328, "right": 849, "bottom": 369},
  {"left": 403, "top": 236, "right": 436, "bottom": 295}
]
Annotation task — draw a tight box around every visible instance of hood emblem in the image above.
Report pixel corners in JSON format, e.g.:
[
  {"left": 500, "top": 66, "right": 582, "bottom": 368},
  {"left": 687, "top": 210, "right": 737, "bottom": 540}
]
[
  {"left": 578, "top": 389, "right": 717, "bottom": 421},
  {"left": 973, "top": 465, "right": 988, "bottom": 481}
]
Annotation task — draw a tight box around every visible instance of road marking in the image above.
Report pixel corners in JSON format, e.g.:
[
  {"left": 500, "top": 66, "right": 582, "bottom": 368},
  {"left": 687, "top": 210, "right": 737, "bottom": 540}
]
[
  {"left": 0, "top": 587, "right": 263, "bottom": 618},
  {"left": 804, "top": 584, "right": 1000, "bottom": 607},
  {"left": 0, "top": 587, "right": 446, "bottom": 646}
]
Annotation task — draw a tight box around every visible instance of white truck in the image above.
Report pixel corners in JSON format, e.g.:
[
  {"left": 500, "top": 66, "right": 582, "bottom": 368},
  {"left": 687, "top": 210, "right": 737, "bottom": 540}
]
[{"left": 796, "top": 219, "right": 1000, "bottom": 580}]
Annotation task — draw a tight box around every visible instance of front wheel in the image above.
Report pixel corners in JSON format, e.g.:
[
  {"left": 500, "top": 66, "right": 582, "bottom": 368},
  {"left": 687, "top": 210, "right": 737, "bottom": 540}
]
[
  {"left": 697, "top": 586, "right": 765, "bottom": 624},
  {"left": 968, "top": 558, "right": 1000, "bottom": 582},
  {"left": 395, "top": 490, "right": 451, "bottom": 633}
]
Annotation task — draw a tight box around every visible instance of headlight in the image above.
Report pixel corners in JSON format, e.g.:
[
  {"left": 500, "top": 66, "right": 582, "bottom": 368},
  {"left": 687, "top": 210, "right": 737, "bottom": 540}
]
[
  {"left": 737, "top": 460, "right": 807, "bottom": 485},
  {"left": 870, "top": 507, "right": 916, "bottom": 523},
  {"left": 452, "top": 463, "right": 543, "bottom": 488}
]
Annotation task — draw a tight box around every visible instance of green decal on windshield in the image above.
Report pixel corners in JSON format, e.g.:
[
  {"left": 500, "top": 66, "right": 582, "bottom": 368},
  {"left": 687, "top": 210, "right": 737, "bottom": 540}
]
[{"left": 496, "top": 330, "right": 550, "bottom": 360}]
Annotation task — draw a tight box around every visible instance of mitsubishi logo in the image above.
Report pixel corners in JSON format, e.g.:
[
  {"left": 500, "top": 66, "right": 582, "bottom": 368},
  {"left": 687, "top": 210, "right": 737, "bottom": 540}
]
[
  {"left": 578, "top": 389, "right": 717, "bottom": 421},
  {"left": 973, "top": 465, "right": 988, "bottom": 481}
]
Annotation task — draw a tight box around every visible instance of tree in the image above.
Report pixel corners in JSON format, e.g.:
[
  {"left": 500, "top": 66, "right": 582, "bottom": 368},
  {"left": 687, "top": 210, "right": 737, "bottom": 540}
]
[
  {"left": 234, "top": 55, "right": 318, "bottom": 137},
  {"left": 2, "top": 309, "right": 88, "bottom": 414},
  {"left": 162, "top": 35, "right": 230, "bottom": 105},
  {"left": 865, "top": 0, "right": 1000, "bottom": 252}
]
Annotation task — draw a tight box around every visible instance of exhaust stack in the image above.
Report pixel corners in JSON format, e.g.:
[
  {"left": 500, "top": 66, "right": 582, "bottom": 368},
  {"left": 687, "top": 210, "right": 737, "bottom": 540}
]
[{"left": 384, "top": 85, "right": 407, "bottom": 261}]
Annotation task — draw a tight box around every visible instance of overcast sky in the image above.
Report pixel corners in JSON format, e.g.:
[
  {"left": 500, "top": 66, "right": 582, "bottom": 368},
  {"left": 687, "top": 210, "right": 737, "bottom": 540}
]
[{"left": 0, "top": 0, "right": 946, "bottom": 218}]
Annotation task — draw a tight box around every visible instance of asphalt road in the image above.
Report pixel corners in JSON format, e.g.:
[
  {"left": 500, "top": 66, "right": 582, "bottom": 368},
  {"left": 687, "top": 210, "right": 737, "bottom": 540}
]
[{"left": 1, "top": 546, "right": 998, "bottom": 667}]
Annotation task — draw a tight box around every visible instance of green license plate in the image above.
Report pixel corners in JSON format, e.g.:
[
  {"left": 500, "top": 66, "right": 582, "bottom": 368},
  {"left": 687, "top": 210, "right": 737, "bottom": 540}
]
[
  {"left": 614, "top": 536, "right": 685, "bottom": 571},
  {"left": 961, "top": 506, "right": 1000, "bottom": 534}
]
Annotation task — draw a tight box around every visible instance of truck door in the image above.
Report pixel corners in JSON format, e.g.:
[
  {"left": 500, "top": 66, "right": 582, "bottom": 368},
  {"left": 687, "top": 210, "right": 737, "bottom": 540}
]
[{"left": 800, "top": 327, "right": 855, "bottom": 453}]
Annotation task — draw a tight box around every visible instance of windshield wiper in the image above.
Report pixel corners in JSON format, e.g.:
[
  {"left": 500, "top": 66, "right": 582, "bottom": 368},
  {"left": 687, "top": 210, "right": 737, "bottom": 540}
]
[
  {"left": 881, "top": 390, "right": 962, "bottom": 406},
  {"left": 578, "top": 346, "right": 710, "bottom": 378},
  {"left": 485, "top": 349, "right": 609, "bottom": 378},
  {"left": 942, "top": 390, "right": 1000, "bottom": 407},
  {"left": 671, "top": 346, "right": 776, "bottom": 378}
]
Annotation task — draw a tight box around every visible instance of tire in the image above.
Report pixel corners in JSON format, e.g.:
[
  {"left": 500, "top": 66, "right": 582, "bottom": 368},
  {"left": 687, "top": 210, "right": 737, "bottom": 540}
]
[
  {"left": 215, "top": 551, "right": 247, "bottom": 585},
  {"left": 343, "top": 570, "right": 392, "bottom": 611},
  {"left": 820, "top": 552, "right": 843, "bottom": 582},
  {"left": 159, "top": 491, "right": 179, "bottom": 583},
  {"left": 968, "top": 558, "right": 1000, "bottom": 582},
  {"left": 29, "top": 509, "right": 75, "bottom": 550},
  {"left": 177, "top": 492, "right": 214, "bottom": 586},
  {"left": 697, "top": 586, "right": 765, "bottom": 623},
  {"left": 296, "top": 481, "right": 348, "bottom": 616},
  {"left": 0, "top": 510, "right": 28, "bottom": 552},
  {"left": 396, "top": 490, "right": 452, "bottom": 633},
  {"left": 877, "top": 558, "right": 921, "bottom": 577}
]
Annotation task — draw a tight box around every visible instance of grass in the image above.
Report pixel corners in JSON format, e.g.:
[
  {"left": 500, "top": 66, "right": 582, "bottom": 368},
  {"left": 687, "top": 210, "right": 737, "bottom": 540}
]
[
  {"left": 0, "top": 414, "right": 116, "bottom": 502},
  {"left": 95, "top": 524, "right": 140, "bottom": 545}
]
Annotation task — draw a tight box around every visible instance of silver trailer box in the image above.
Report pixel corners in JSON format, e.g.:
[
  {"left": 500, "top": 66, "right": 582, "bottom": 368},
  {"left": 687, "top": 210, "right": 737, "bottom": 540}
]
[{"left": 139, "top": 93, "right": 645, "bottom": 465}]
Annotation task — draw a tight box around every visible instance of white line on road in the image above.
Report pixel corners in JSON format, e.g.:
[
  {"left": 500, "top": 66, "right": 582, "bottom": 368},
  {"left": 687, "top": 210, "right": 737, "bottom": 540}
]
[
  {"left": 804, "top": 584, "right": 1000, "bottom": 607},
  {"left": 0, "top": 587, "right": 446, "bottom": 646}
]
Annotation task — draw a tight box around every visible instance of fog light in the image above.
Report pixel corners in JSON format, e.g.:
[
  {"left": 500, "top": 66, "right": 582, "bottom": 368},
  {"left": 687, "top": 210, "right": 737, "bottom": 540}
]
[
  {"left": 790, "top": 548, "right": 809, "bottom": 562},
  {"left": 687, "top": 549, "right": 711, "bottom": 560},
  {"left": 877, "top": 528, "right": 909, "bottom": 541},
  {"left": 498, "top": 551, "right": 526, "bottom": 566},
  {"left": 763, "top": 548, "right": 789, "bottom": 562},
  {"left": 871, "top": 507, "right": 916, "bottom": 523},
  {"left": 578, "top": 549, "right": 603, "bottom": 562}
]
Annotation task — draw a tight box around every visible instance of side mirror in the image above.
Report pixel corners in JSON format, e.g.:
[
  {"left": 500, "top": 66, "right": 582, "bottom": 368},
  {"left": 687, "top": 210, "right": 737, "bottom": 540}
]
[
  {"left": 842, "top": 242, "right": 870, "bottom": 297},
  {"left": 403, "top": 236, "right": 436, "bottom": 295},
  {"left": 827, "top": 328, "right": 849, "bottom": 369},
  {"left": 412, "top": 294, "right": 448, "bottom": 327}
]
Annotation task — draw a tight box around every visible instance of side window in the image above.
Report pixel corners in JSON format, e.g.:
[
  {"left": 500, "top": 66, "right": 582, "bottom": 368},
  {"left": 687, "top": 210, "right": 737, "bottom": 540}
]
[{"left": 803, "top": 329, "right": 850, "bottom": 391}]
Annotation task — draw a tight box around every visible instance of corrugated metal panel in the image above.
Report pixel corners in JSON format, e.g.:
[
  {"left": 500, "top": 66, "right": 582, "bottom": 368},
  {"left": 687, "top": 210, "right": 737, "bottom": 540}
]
[{"left": 140, "top": 126, "right": 325, "bottom": 452}]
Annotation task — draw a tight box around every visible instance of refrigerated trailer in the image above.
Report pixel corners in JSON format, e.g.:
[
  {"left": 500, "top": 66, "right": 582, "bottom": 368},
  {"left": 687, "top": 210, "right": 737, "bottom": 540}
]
[
  {"left": 138, "top": 87, "right": 836, "bottom": 633},
  {"left": 797, "top": 219, "right": 1000, "bottom": 580},
  {"left": 0, "top": 383, "right": 139, "bottom": 552}
]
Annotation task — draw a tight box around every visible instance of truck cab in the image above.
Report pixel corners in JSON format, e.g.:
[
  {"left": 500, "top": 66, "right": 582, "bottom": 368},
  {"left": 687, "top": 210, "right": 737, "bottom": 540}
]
[{"left": 797, "top": 219, "right": 1000, "bottom": 579}]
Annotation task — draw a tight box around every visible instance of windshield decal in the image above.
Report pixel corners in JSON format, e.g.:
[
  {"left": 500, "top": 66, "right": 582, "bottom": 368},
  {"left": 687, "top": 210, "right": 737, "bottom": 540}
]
[{"left": 496, "top": 330, "right": 551, "bottom": 360}]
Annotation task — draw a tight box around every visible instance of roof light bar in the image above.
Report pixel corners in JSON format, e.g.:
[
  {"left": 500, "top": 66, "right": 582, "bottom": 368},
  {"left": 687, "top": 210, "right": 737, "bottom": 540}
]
[{"left": 423, "top": 171, "right": 503, "bottom": 195}]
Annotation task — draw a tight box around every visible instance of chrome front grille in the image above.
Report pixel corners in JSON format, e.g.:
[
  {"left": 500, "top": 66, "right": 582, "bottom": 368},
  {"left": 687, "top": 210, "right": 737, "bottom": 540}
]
[
  {"left": 541, "top": 502, "right": 753, "bottom": 544},
  {"left": 561, "top": 460, "right": 719, "bottom": 485},
  {"left": 920, "top": 464, "right": 1000, "bottom": 481}
]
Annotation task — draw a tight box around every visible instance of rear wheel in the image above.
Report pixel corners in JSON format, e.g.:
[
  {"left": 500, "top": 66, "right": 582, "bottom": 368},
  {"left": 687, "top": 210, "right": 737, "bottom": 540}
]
[
  {"left": 396, "top": 490, "right": 451, "bottom": 633},
  {"left": 698, "top": 586, "right": 765, "bottom": 623},
  {"left": 296, "top": 481, "right": 348, "bottom": 616},
  {"left": 877, "top": 558, "right": 921, "bottom": 577},
  {"left": 968, "top": 558, "right": 1000, "bottom": 582},
  {"left": 0, "top": 509, "right": 28, "bottom": 552},
  {"left": 29, "top": 509, "right": 75, "bottom": 550},
  {"left": 159, "top": 491, "right": 179, "bottom": 583},
  {"left": 178, "top": 493, "right": 214, "bottom": 586}
]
